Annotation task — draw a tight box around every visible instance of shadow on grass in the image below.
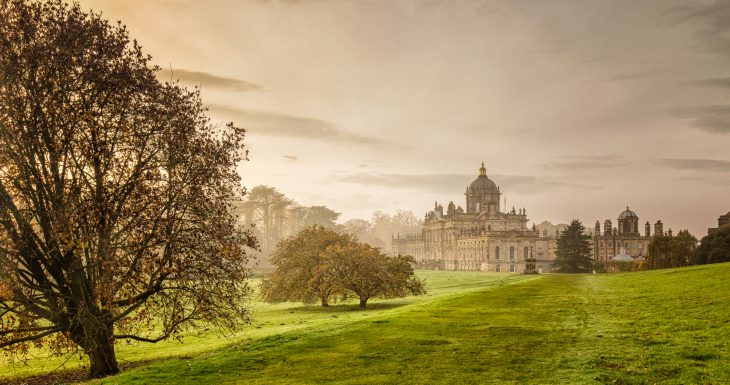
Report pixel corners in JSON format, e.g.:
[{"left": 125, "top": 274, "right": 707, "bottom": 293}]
[{"left": 287, "top": 301, "right": 411, "bottom": 313}]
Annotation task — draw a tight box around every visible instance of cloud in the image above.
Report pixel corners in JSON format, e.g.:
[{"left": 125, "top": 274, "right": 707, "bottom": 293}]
[
  {"left": 693, "top": 77, "right": 730, "bottom": 89},
  {"left": 210, "top": 105, "right": 403, "bottom": 149},
  {"left": 666, "top": 1, "right": 730, "bottom": 56},
  {"left": 607, "top": 69, "right": 657, "bottom": 82},
  {"left": 334, "top": 172, "right": 593, "bottom": 195},
  {"left": 655, "top": 158, "right": 730, "bottom": 173},
  {"left": 545, "top": 155, "right": 630, "bottom": 171},
  {"left": 673, "top": 105, "right": 730, "bottom": 134},
  {"left": 283, "top": 155, "right": 298, "bottom": 161},
  {"left": 157, "top": 68, "right": 263, "bottom": 92},
  {"left": 676, "top": 174, "right": 730, "bottom": 186}
]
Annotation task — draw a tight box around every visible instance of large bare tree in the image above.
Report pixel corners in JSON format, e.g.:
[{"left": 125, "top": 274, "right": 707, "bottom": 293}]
[{"left": 0, "top": 0, "right": 256, "bottom": 378}]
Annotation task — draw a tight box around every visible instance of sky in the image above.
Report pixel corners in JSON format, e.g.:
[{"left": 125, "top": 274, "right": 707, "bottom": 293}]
[{"left": 77, "top": 0, "right": 730, "bottom": 237}]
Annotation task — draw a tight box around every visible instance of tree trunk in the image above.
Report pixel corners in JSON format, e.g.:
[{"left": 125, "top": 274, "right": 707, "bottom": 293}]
[
  {"left": 88, "top": 336, "right": 120, "bottom": 378},
  {"left": 321, "top": 298, "right": 329, "bottom": 307},
  {"left": 359, "top": 298, "right": 368, "bottom": 309},
  {"left": 71, "top": 315, "right": 120, "bottom": 378}
]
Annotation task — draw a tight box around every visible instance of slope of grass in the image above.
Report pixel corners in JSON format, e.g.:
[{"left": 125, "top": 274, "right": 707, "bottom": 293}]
[
  {"left": 0, "top": 270, "right": 525, "bottom": 381},
  {"left": 92, "top": 263, "right": 730, "bottom": 385}
]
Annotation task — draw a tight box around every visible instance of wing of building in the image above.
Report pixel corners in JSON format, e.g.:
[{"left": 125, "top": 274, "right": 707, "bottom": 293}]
[{"left": 392, "top": 163, "right": 664, "bottom": 273}]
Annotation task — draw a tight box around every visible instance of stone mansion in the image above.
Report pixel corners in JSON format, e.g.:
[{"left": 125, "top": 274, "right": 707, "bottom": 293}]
[{"left": 392, "top": 163, "right": 667, "bottom": 273}]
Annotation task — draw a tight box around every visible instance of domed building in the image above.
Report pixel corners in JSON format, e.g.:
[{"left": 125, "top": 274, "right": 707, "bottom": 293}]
[
  {"left": 592, "top": 207, "right": 663, "bottom": 263},
  {"left": 392, "top": 162, "right": 674, "bottom": 273},
  {"left": 393, "top": 163, "right": 548, "bottom": 273}
]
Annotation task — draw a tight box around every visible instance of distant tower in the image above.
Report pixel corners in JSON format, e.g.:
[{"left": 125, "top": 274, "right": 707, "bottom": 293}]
[
  {"left": 654, "top": 220, "right": 664, "bottom": 237},
  {"left": 595, "top": 221, "right": 601, "bottom": 236},
  {"left": 604, "top": 219, "right": 613, "bottom": 236},
  {"left": 668, "top": 228, "right": 673, "bottom": 237},
  {"left": 644, "top": 221, "right": 651, "bottom": 237},
  {"left": 617, "top": 206, "right": 639, "bottom": 236},
  {"left": 465, "top": 162, "right": 501, "bottom": 214}
]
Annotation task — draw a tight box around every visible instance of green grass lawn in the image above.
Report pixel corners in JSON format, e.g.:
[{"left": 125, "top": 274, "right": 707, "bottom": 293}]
[
  {"left": 0, "top": 270, "right": 524, "bottom": 381},
  {"left": 3, "top": 264, "right": 730, "bottom": 384}
]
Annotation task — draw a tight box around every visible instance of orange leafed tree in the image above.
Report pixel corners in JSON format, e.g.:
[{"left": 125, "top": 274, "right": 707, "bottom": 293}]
[
  {"left": 0, "top": 0, "right": 256, "bottom": 378},
  {"left": 261, "top": 226, "right": 425, "bottom": 309}
]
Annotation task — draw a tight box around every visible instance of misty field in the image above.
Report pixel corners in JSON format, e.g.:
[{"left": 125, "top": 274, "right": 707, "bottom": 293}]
[{"left": 3, "top": 265, "right": 730, "bottom": 384}]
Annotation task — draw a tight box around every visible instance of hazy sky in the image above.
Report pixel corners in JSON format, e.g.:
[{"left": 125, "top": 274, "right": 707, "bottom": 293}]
[{"left": 78, "top": 0, "right": 730, "bottom": 236}]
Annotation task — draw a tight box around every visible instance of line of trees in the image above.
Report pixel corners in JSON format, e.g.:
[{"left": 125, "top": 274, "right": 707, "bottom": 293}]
[
  {"left": 234, "top": 186, "right": 423, "bottom": 270},
  {"left": 646, "top": 225, "right": 730, "bottom": 268},
  {"left": 235, "top": 185, "right": 341, "bottom": 259},
  {"left": 261, "top": 226, "right": 426, "bottom": 308}
]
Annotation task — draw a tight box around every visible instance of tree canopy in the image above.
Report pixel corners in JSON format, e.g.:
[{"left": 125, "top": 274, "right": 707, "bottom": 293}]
[
  {"left": 553, "top": 219, "right": 593, "bottom": 273},
  {"left": 261, "top": 226, "right": 425, "bottom": 308},
  {"left": 260, "top": 226, "right": 352, "bottom": 307},
  {"left": 324, "top": 243, "right": 425, "bottom": 308},
  {"left": 646, "top": 230, "right": 697, "bottom": 269},
  {"left": 0, "top": 0, "right": 254, "bottom": 378},
  {"left": 692, "top": 226, "right": 729, "bottom": 265}
]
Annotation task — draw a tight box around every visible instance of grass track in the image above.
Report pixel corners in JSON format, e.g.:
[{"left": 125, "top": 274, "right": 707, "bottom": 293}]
[{"left": 95, "top": 263, "right": 730, "bottom": 384}]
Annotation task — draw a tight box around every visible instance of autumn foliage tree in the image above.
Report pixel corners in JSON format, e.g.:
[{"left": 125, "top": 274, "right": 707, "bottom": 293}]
[
  {"left": 260, "top": 226, "right": 352, "bottom": 307},
  {"left": 324, "top": 243, "right": 425, "bottom": 308},
  {"left": 0, "top": 0, "right": 255, "bottom": 378},
  {"left": 261, "top": 226, "right": 425, "bottom": 308}
]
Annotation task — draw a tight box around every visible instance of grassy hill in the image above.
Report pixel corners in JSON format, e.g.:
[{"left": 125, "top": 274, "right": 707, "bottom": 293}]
[{"left": 3, "top": 264, "right": 730, "bottom": 384}]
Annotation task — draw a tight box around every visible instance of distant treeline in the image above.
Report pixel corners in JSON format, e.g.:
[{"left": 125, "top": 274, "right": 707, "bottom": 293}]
[{"left": 234, "top": 185, "right": 422, "bottom": 271}]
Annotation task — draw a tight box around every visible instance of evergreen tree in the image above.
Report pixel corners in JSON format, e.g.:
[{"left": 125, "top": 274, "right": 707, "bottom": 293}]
[{"left": 554, "top": 219, "right": 593, "bottom": 273}]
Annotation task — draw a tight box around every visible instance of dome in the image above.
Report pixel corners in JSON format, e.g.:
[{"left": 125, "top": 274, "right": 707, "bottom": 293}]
[
  {"left": 468, "top": 162, "right": 498, "bottom": 192},
  {"left": 618, "top": 206, "right": 638, "bottom": 220},
  {"left": 612, "top": 247, "right": 634, "bottom": 262}
]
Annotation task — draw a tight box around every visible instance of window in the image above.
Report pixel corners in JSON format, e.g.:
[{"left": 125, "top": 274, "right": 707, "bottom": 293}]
[
  {"left": 495, "top": 246, "right": 500, "bottom": 260},
  {"left": 495, "top": 265, "right": 501, "bottom": 272},
  {"left": 509, "top": 246, "right": 515, "bottom": 260},
  {"left": 524, "top": 247, "right": 529, "bottom": 258},
  {"left": 509, "top": 265, "right": 515, "bottom": 273}
]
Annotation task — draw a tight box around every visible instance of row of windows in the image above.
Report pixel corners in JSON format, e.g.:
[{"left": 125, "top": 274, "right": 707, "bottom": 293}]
[
  {"left": 493, "top": 246, "right": 530, "bottom": 260},
  {"left": 495, "top": 265, "right": 516, "bottom": 273},
  {"left": 598, "top": 242, "right": 644, "bottom": 249}
]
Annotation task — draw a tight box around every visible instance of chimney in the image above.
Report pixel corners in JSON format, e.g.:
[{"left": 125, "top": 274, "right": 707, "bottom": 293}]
[{"left": 604, "top": 219, "right": 613, "bottom": 236}]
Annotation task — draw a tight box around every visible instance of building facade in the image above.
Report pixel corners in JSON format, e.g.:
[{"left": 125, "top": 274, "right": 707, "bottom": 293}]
[
  {"left": 590, "top": 207, "right": 661, "bottom": 262},
  {"left": 392, "top": 164, "right": 664, "bottom": 273}
]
